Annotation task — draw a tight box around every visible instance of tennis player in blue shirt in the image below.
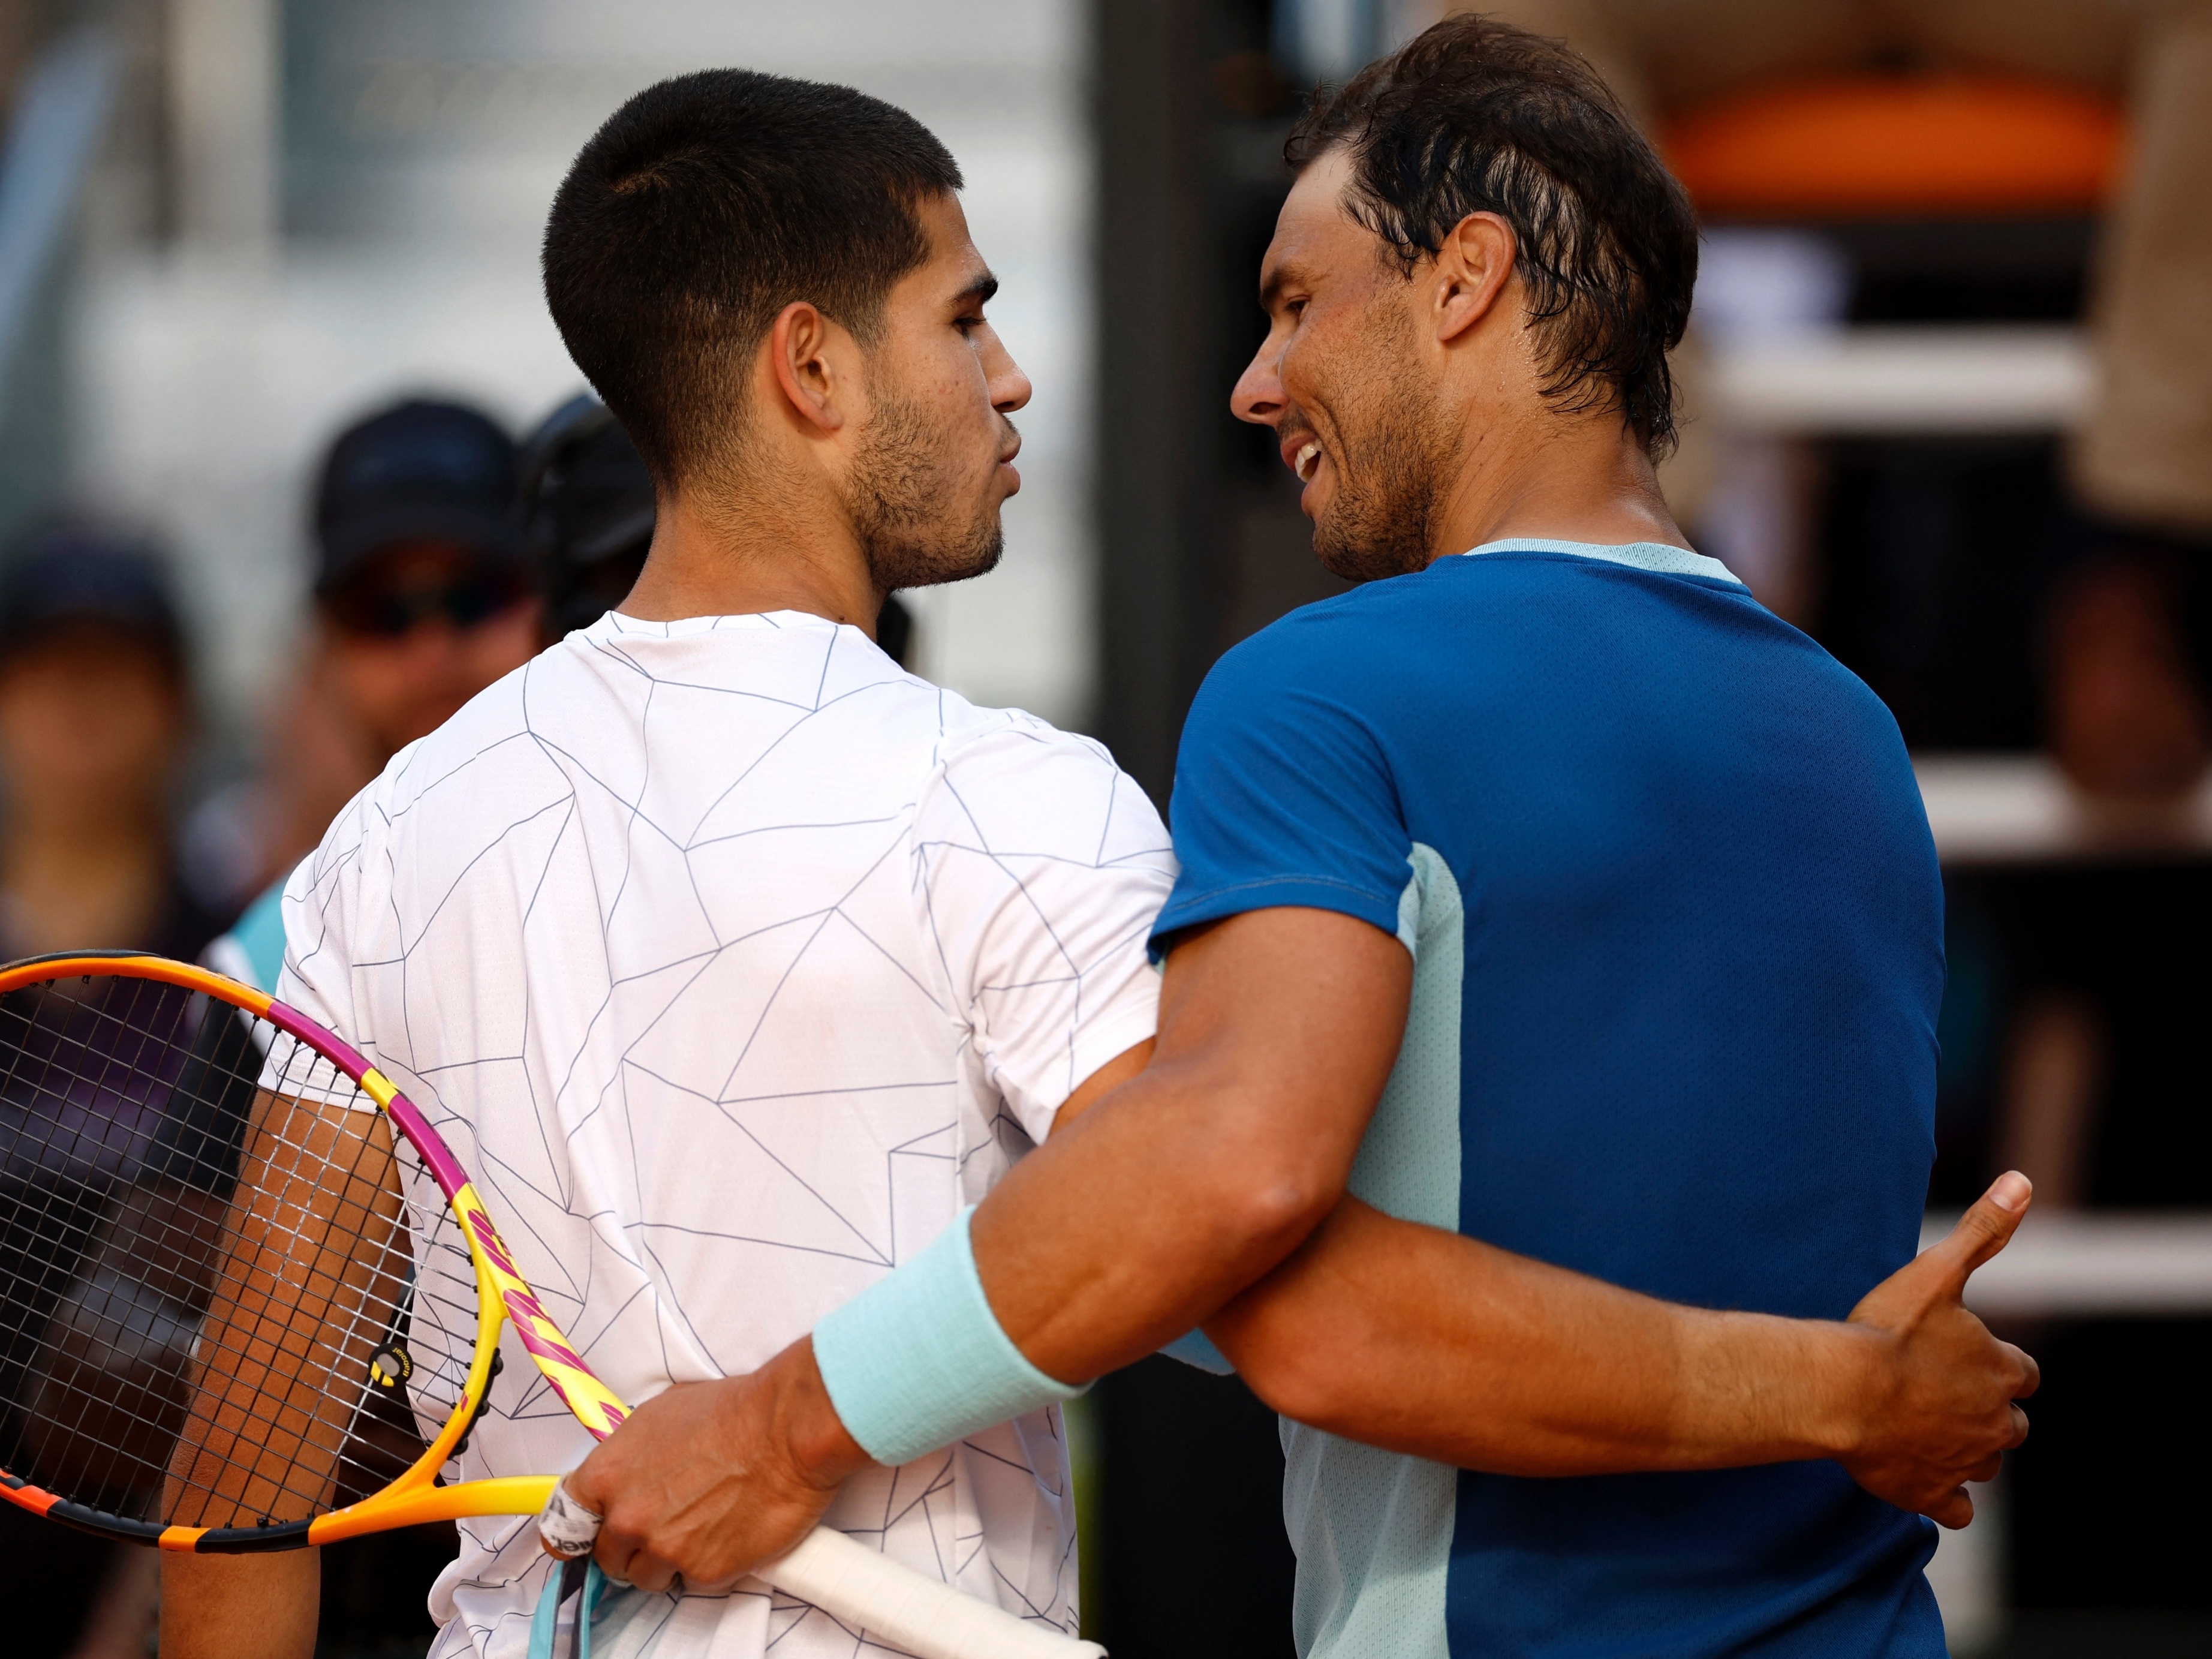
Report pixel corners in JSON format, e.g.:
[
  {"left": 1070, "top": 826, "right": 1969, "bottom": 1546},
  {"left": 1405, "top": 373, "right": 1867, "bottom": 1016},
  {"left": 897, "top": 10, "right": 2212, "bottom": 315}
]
[{"left": 559, "top": 19, "right": 2039, "bottom": 1659}]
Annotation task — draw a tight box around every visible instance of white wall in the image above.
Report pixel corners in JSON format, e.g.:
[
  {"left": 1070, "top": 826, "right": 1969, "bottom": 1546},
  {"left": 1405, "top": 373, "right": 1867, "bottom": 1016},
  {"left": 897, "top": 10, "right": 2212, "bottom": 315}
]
[{"left": 71, "top": 0, "right": 1095, "bottom": 733}]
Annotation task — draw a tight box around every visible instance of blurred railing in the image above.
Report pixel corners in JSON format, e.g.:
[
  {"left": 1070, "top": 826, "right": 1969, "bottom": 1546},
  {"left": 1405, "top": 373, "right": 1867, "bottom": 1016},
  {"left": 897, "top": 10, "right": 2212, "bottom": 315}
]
[
  {"left": 1917, "top": 755, "right": 2212, "bottom": 865},
  {"left": 1924, "top": 1210, "right": 2212, "bottom": 1315}
]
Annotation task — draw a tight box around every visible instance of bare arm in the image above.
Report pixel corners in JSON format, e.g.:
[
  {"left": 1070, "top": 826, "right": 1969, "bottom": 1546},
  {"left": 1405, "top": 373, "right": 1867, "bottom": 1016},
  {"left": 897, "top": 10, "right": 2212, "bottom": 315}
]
[
  {"left": 161, "top": 1551, "right": 320, "bottom": 1659},
  {"left": 967, "top": 906, "right": 1407, "bottom": 1377},
  {"left": 1039, "top": 913, "right": 2035, "bottom": 1524},
  {"left": 160, "top": 1093, "right": 402, "bottom": 1659},
  {"left": 575, "top": 907, "right": 1406, "bottom": 1590},
  {"left": 573, "top": 906, "right": 2035, "bottom": 1587},
  {"left": 1203, "top": 1187, "right": 2035, "bottom": 1524}
]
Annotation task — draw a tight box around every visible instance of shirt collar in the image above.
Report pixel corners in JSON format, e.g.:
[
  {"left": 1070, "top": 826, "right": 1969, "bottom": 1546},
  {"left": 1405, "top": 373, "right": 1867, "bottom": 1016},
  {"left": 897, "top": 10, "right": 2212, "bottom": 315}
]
[{"left": 1459, "top": 537, "right": 1745, "bottom": 587}]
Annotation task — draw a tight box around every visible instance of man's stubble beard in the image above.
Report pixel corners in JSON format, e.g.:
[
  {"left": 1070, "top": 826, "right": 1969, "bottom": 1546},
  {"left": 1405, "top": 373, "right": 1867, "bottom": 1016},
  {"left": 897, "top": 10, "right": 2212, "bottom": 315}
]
[
  {"left": 1308, "top": 305, "right": 1458, "bottom": 585},
  {"left": 841, "top": 380, "right": 1008, "bottom": 592}
]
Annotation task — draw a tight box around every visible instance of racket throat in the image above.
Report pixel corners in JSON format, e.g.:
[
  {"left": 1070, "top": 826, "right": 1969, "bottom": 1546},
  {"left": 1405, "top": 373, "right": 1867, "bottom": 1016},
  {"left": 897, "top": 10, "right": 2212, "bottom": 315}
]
[{"left": 439, "top": 1346, "right": 504, "bottom": 1478}]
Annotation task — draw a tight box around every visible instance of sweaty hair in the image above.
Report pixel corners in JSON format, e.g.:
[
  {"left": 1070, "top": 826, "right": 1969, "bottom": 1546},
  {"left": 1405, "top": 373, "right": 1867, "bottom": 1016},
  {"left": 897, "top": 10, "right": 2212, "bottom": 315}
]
[
  {"left": 543, "top": 70, "right": 964, "bottom": 487},
  {"left": 1286, "top": 14, "right": 1697, "bottom": 456}
]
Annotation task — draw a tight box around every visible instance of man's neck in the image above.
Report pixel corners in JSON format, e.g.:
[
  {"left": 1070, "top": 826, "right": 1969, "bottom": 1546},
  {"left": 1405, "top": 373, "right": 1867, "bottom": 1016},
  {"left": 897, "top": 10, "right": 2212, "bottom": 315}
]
[
  {"left": 619, "top": 485, "right": 883, "bottom": 636},
  {"left": 1425, "top": 408, "right": 1688, "bottom": 565}
]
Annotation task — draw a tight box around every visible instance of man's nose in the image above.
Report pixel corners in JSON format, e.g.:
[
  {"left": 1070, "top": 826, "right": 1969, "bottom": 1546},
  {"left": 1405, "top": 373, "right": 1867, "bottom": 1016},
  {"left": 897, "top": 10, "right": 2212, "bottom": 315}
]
[
  {"left": 1230, "top": 343, "right": 1284, "bottom": 425},
  {"left": 987, "top": 335, "right": 1033, "bottom": 414},
  {"left": 993, "top": 366, "right": 1033, "bottom": 414}
]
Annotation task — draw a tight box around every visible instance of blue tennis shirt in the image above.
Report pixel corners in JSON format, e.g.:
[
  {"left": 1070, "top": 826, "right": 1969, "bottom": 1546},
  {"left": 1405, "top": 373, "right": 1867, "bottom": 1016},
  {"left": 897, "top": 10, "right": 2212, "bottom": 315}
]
[{"left": 1154, "top": 539, "right": 1946, "bottom": 1659}]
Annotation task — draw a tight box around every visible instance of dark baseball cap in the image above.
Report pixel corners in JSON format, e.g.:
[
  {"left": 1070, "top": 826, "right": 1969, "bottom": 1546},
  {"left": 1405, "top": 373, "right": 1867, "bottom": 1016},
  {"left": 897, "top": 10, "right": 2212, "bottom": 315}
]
[
  {"left": 314, "top": 399, "right": 523, "bottom": 593},
  {"left": 0, "top": 520, "right": 185, "bottom": 671},
  {"left": 520, "top": 394, "right": 657, "bottom": 636},
  {"left": 520, "top": 395, "right": 655, "bottom": 572}
]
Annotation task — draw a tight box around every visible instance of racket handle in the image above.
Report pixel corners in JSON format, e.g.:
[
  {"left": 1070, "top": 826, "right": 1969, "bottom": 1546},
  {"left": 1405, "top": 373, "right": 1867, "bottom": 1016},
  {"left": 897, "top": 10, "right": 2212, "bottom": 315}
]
[
  {"left": 538, "top": 1482, "right": 1100, "bottom": 1658},
  {"left": 762, "top": 1526, "right": 1106, "bottom": 1659}
]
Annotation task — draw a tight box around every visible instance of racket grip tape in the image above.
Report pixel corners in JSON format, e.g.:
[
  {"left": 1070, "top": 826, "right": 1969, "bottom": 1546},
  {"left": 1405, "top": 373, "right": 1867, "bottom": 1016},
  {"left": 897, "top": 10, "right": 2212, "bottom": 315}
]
[
  {"left": 762, "top": 1527, "right": 1105, "bottom": 1659},
  {"left": 532, "top": 1484, "right": 1102, "bottom": 1658},
  {"left": 536, "top": 1480, "right": 601, "bottom": 1559}
]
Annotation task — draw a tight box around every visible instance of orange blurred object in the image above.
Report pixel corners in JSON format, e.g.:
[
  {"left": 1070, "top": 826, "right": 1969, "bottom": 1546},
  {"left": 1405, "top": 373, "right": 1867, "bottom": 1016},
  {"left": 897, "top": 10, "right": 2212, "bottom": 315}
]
[{"left": 1662, "top": 76, "right": 2126, "bottom": 217}]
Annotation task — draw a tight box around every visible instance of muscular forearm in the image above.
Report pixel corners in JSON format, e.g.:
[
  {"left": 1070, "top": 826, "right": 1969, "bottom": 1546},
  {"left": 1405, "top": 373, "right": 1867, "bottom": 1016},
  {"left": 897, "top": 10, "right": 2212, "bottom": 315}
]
[
  {"left": 972, "top": 1036, "right": 1364, "bottom": 1382},
  {"left": 161, "top": 1549, "right": 320, "bottom": 1659},
  {"left": 971, "top": 912, "right": 1413, "bottom": 1385},
  {"left": 1209, "top": 1198, "right": 1871, "bottom": 1475},
  {"left": 564, "top": 914, "right": 1413, "bottom": 1592}
]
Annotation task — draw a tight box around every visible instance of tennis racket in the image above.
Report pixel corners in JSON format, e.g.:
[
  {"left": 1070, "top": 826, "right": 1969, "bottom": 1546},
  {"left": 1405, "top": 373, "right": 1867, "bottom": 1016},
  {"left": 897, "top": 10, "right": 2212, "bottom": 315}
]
[{"left": 0, "top": 952, "right": 1101, "bottom": 1659}]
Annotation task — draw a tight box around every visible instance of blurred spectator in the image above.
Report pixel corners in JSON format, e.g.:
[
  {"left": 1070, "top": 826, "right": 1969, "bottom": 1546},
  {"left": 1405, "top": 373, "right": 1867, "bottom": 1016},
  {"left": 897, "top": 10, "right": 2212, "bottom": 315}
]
[
  {"left": 2042, "top": 546, "right": 2211, "bottom": 801},
  {"left": 2047, "top": 2, "right": 2212, "bottom": 797},
  {"left": 520, "top": 392, "right": 656, "bottom": 642},
  {"left": 519, "top": 390, "right": 918, "bottom": 662},
  {"left": 0, "top": 523, "right": 217, "bottom": 960},
  {"left": 205, "top": 398, "right": 540, "bottom": 996},
  {"left": 0, "top": 521, "right": 212, "bottom": 1655},
  {"left": 312, "top": 400, "right": 540, "bottom": 762}
]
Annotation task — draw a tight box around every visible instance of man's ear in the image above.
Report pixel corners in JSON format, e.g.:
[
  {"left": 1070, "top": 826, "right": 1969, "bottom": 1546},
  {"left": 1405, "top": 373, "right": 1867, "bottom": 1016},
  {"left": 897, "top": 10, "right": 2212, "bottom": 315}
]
[
  {"left": 766, "top": 299, "right": 851, "bottom": 434},
  {"left": 1432, "top": 212, "right": 1518, "bottom": 345}
]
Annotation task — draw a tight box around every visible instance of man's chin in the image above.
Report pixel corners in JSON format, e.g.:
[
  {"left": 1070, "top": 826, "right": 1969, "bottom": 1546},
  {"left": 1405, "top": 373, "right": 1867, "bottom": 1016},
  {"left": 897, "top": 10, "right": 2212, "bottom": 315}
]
[
  {"left": 868, "top": 525, "right": 1004, "bottom": 591},
  {"left": 1311, "top": 516, "right": 1428, "bottom": 585}
]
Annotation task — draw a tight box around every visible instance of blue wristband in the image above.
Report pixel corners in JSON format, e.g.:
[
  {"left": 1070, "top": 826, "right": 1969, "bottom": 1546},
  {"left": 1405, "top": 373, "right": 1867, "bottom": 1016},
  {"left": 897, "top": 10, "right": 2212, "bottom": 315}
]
[{"left": 812, "top": 1207, "right": 1087, "bottom": 1466}]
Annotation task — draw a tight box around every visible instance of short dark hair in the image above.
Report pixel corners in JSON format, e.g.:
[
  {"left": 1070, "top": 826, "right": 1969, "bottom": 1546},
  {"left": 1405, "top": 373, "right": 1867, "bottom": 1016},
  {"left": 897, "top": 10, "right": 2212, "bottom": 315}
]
[
  {"left": 543, "top": 70, "right": 964, "bottom": 487},
  {"left": 1286, "top": 14, "right": 1697, "bottom": 456}
]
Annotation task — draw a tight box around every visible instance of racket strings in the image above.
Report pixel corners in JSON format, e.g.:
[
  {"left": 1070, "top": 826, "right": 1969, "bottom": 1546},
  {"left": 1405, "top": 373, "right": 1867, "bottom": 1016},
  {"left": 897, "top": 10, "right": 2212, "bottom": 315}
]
[
  {"left": 0, "top": 976, "right": 200, "bottom": 1508},
  {"left": 0, "top": 974, "right": 478, "bottom": 1528}
]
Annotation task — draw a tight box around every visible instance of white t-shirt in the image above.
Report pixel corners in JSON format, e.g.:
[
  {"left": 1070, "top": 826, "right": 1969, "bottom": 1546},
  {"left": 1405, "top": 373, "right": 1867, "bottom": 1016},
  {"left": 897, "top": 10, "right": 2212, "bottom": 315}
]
[{"left": 275, "top": 609, "right": 1175, "bottom": 1659}]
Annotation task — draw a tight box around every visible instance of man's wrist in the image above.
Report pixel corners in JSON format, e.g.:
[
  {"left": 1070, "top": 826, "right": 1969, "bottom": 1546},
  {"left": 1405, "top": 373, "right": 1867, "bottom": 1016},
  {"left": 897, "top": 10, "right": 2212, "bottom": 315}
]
[
  {"left": 763, "top": 1338, "right": 872, "bottom": 1493},
  {"left": 1795, "top": 1320, "right": 1888, "bottom": 1463},
  {"left": 810, "top": 1206, "right": 1088, "bottom": 1466}
]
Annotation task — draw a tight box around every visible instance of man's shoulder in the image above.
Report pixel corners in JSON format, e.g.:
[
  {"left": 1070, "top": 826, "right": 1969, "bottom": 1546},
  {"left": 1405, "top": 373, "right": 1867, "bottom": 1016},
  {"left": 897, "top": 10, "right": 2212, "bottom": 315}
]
[
  {"left": 1206, "top": 571, "right": 1453, "bottom": 688},
  {"left": 922, "top": 698, "right": 1169, "bottom": 862},
  {"left": 1211, "top": 549, "right": 1847, "bottom": 707},
  {"left": 1179, "top": 584, "right": 1418, "bottom": 753},
  {"left": 929, "top": 699, "right": 1115, "bottom": 781}
]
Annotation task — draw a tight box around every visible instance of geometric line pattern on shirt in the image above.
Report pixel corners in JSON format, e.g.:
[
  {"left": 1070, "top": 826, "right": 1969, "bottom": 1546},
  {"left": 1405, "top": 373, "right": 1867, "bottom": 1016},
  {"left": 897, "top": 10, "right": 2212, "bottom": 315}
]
[{"left": 276, "top": 610, "right": 1173, "bottom": 1659}]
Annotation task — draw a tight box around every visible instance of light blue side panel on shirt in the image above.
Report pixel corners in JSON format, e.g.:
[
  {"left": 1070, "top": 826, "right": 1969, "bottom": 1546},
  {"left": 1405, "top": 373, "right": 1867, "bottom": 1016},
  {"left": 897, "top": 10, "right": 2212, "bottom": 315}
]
[
  {"left": 1160, "top": 1326, "right": 1235, "bottom": 1374},
  {"left": 206, "top": 872, "right": 290, "bottom": 994},
  {"left": 1281, "top": 843, "right": 1462, "bottom": 1659}
]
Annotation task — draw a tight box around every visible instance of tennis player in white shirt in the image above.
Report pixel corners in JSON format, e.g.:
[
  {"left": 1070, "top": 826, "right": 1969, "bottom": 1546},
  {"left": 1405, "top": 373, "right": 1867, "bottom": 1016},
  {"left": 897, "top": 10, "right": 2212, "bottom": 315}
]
[
  {"left": 164, "top": 71, "right": 1167, "bottom": 1659},
  {"left": 165, "top": 67, "right": 2033, "bottom": 1659}
]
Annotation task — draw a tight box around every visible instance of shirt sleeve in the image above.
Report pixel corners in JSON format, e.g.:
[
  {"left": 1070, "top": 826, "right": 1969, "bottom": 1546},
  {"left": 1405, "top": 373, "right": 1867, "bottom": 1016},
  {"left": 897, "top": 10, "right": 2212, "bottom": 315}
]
[
  {"left": 913, "top": 722, "right": 1177, "bottom": 1144},
  {"left": 1152, "top": 618, "right": 1412, "bottom": 951}
]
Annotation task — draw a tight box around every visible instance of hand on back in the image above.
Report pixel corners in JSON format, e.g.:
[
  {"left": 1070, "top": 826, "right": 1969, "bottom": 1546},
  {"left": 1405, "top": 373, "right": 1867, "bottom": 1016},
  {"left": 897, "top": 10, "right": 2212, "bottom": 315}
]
[{"left": 1835, "top": 1172, "right": 2039, "bottom": 1527}]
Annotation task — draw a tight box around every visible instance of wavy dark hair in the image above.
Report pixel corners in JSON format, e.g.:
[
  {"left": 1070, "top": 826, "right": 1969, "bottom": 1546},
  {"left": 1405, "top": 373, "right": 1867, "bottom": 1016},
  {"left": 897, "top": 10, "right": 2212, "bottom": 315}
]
[{"left": 1286, "top": 13, "right": 1697, "bottom": 456}]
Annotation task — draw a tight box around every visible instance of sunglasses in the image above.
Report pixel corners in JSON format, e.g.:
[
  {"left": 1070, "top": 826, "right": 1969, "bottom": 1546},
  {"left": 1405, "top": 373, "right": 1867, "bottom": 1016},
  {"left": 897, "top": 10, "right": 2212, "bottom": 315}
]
[{"left": 323, "top": 567, "right": 529, "bottom": 639}]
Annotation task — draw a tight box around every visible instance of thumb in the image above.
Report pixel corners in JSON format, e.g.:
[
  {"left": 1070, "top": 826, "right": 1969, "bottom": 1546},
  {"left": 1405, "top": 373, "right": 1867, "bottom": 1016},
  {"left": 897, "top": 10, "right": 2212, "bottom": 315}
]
[{"left": 1918, "top": 1171, "right": 2033, "bottom": 1289}]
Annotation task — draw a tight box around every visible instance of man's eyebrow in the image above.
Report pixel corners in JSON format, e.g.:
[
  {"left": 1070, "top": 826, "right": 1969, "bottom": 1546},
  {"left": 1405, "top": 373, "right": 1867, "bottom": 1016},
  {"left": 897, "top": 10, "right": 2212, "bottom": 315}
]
[
  {"left": 953, "top": 271, "right": 999, "bottom": 309},
  {"left": 1259, "top": 259, "right": 1309, "bottom": 308}
]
